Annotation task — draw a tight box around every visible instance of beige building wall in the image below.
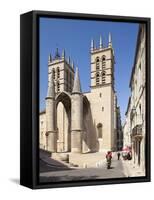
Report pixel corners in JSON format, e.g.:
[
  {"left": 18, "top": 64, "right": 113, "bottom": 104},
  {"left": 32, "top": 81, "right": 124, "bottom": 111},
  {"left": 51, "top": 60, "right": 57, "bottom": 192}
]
[
  {"left": 123, "top": 24, "right": 146, "bottom": 173},
  {"left": 131, "top": 24, "right": 145, "bottom": 171},
  {"left": 39, "top": 111, "right": 46, "bottom": 150},
  {"left": 123, "top": 97, "right": 131, "bottom": 147},
  {"left": 84, "top": 86, "right": 114, "bottom": 151},
  {"left": 113, "top": 94, "right": 118, "bottom": 150}
]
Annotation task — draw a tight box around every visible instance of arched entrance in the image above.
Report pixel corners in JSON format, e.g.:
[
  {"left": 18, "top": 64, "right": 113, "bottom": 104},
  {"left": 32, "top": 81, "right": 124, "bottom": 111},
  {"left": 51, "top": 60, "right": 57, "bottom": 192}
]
[
  {"left": 97, "top": 123, "right": 103, "bottom": 152},
  {"left": 97, "top": 123, "right": 103, "bottom": 138},
  {"left": 82, "top": 96, "right": 97, "bottom": 152},
  {"left": 55, "top": 91, "right": 71, "bottom": 152}
]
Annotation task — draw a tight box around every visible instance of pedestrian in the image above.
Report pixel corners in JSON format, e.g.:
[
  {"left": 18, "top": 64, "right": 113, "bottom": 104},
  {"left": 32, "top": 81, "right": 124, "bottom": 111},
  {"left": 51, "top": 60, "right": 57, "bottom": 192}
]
[
  {"left": 106, "top": 151, "right": 112, "bottom": 159},
  {"left": 106, "top": 151, "right": 112, "bottom": 169},
  {"left": 127, "top": 152, "right": 132, "bottom": 160},
  {"left": 117, "top": 152, "right": 120, "bottom": 160}
]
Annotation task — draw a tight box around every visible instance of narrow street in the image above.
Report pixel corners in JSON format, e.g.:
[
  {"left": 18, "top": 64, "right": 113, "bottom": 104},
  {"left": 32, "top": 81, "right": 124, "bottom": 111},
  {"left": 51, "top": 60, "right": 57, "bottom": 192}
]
[{"left": 40, "top": 152, "right": 128, "bottom": 183}]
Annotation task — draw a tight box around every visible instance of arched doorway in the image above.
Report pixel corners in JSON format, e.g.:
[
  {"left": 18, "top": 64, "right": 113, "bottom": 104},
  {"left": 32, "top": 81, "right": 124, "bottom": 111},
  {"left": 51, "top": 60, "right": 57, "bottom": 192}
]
[
  {"left": 56, "top": 91, "right": 71, "bottom": 152},
  {"left": 82, "top": 96, "right": 97, "bottom": 152},
  {"left": 97, "top": 123, "right": 103, "bottom": 138},
  {"left": 97, "top": 123, "right": 103, "bottom": 152}
]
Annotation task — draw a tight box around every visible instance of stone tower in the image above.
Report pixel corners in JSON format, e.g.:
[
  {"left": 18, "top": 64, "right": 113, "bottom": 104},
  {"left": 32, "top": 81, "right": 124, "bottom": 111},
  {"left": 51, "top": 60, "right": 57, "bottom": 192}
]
[
  {"left": 89, "top": 33, "right": 116, "bottom": 151},
  {"left": 48, "top": 48, "right": 75, "bottom": 94},
  {"left": 90, "top": 33, "right": 115, "bottom": 88},
  {"left": 47, "top": 49, "right": 75, "bottom": 153}
]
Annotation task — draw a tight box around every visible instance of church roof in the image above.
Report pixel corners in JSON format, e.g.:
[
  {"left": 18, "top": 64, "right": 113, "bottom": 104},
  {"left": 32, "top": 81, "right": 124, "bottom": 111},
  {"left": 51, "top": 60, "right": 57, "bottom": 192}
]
[{"left": 72, "top": 67, "right": 82, "bottom": 94}]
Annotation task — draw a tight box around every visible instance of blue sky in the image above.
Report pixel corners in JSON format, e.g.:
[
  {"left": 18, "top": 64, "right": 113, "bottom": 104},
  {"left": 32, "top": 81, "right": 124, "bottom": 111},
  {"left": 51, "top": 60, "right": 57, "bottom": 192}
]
[{"left": 39, "top": 17, "right": 139, "bottom": 123}]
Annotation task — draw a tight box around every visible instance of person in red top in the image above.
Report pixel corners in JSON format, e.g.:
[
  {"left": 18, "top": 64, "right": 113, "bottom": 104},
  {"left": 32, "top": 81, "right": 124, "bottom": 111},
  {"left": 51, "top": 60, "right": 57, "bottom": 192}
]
[
  {"left": 106, "top": 151, "right": 112, "bottom": 159},
  {"left": 106, "top": 151, "right": 112, "bottom": 169}
]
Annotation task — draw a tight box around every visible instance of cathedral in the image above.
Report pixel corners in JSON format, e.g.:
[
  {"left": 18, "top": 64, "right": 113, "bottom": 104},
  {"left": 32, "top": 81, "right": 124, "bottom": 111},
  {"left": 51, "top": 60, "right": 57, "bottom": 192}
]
[{"left": 40, "top": 33, "right": 120, "bottom": 156}]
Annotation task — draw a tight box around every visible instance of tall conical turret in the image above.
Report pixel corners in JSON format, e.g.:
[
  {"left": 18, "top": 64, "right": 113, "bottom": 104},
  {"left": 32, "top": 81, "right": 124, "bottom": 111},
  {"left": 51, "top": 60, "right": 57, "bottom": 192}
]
[
  {"left": 108, "top": 32, "right": 112, "bottom": 48},
  {"left": 68, "top": 56, "right": 71, "bottom": 64},
  {"left": 54, "top": 48, "right": 60, "bottom": 59},
  {"left": 91, "top": 39, "right": 94, "bottom": 51},
  {"left": 71, "top": 67, "right": 83, "bottom": 153},
  {"left": 72, "top": 67, "right": 82, "bottom": 93},
  {"left": 72, "top": 61, "right": 74, "bottom": 70},
  {"left": 47, "top": 72, "right": 55, "bottom": 98},
  {"left": 48, "top": 53, "right": 52, "bottom": 62},
  {"left": 99, "top": 35, "right": 103, "bottom": 48},
  {"left": 62, "top": 49, "right": 65, "bottom": 59},
  {"left": 45, "top": 71, "right": 56, "bottom": 152}
]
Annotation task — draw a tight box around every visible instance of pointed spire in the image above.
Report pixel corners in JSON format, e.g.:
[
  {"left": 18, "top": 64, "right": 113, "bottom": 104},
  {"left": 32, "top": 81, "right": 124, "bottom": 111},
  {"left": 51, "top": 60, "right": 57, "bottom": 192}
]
[
  {"left": 62, "top": 49, "right": 65, "bottom": 59},
  {"left": 68, "top": 56, "right": 70, "bottom": 64},
  {"left": 72, "top": 61, "right": 74, "bottom": 70},
  {"left": 55, "top": 48, "right": 60, "bottom": 59},
  {"left": 72, "top": 67, "right": 82, "bottom": 94},
  {"left": 108, "top": 32, "right": 112, "bottom": 48},
  {"left": 91, "top": 39, "right": 94, "bottom": 51},
  {"left": 47, "top": 72, "right": 55, "bottom": 98},
  {"left": 99, "top": 35, "right": 103, "bottom": 48},
  {"left": 48, "top": 53, "right": 52, "bottom": 62}
]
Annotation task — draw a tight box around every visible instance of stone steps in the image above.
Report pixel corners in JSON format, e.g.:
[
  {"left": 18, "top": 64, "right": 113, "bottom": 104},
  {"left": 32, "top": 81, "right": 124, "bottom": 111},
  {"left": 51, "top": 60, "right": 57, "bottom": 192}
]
[{"left": 69, "top": 152, "right": 106, "bottom": 168}]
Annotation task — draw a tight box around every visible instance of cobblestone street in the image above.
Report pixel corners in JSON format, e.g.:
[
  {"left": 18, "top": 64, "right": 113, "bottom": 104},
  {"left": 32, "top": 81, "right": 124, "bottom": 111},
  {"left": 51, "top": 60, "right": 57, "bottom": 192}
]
[{"left": 39, "top": 152, "right": 131, "bottom": 183}]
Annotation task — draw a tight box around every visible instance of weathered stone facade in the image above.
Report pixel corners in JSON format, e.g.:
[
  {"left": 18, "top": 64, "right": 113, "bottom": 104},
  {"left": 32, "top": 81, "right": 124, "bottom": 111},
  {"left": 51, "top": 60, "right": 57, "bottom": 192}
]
[
  {"left": 116, "top": 106, "right": 123, "bottom": 150},
  {"left": 123, "top": 97, "right": 131, "bottom": 148},
  {"left": 40, "top": 34, "right": 121, "bottom": 156},
  {"left": 123, "top": 24, "right": 146, "bottom": 173}
]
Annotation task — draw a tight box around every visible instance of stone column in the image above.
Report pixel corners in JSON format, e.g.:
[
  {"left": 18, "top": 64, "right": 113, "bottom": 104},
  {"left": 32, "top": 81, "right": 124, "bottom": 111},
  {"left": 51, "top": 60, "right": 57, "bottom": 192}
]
[
  {"left": 45, "top": 73, "right": 56, "bottom": 152},
  {"left": 71, "top": 94, "right": 83, "bottom": 153},
  {"left": 46, "top": 97, "right": 56, "bottom": 152},
  {"left": 71, "top": 67, "right": 83, "bottom": 153}
]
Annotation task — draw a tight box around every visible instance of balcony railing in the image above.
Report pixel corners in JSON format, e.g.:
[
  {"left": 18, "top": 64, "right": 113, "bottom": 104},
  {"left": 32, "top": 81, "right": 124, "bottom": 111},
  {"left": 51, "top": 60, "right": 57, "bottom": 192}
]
[{"left": 131, "top": 124, "right": 142, "bottom": 138}]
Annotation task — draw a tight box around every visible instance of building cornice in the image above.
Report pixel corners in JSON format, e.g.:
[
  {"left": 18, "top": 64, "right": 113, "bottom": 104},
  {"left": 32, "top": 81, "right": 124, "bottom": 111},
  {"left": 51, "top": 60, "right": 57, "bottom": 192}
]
[
  {"left": 90, "top": 47, "right": 113, "bottom": 55},
  {"left": 129, "top": 24, "right": 143, "bottom": 88},
  {"left": 48, "top": 59, "right": 74, "bottom": 73},
  {"left": 90, "top": 83, "right": 112, "bottom": 89}
]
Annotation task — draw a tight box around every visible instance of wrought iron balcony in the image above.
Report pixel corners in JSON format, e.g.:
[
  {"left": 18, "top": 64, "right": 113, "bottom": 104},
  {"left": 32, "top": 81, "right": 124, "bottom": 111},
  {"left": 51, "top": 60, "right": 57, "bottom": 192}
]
[{"left": 131, "top": 124, "right": 143, "bottom": 139}]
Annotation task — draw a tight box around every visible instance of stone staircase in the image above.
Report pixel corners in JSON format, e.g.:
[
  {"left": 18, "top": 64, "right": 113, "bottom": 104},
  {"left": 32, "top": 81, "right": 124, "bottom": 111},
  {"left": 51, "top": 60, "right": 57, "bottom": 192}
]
[{"left": 52, "top": 152, "right": 106, "bottom": 168}]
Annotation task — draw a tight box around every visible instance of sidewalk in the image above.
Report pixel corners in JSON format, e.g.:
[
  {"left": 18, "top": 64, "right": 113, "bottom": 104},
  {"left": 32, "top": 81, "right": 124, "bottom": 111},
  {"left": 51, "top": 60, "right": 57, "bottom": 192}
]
[{"left": 122, "top": 159, "right": 145, "bottom": 177}]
